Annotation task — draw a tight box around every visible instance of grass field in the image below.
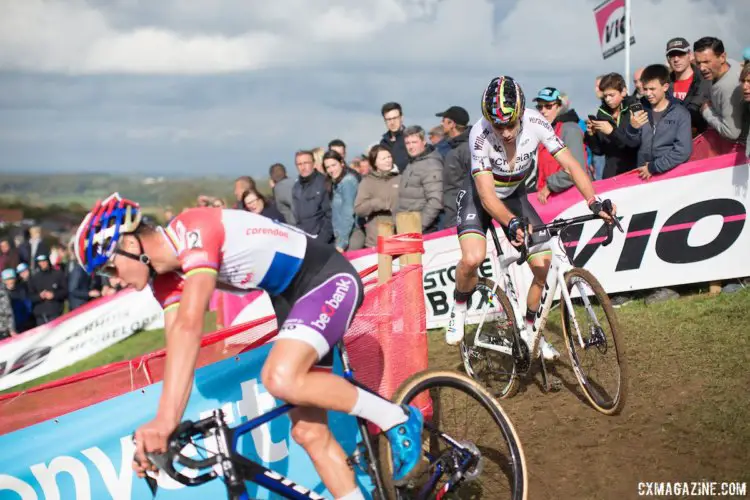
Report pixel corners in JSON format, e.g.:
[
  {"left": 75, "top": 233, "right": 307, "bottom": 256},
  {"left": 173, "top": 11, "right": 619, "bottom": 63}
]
[
  {"left": 4, "top": 289, "right": 749, "bottom": 498},
  {"left": 427, "top": 287, "right": 750, "bottom": 498}
]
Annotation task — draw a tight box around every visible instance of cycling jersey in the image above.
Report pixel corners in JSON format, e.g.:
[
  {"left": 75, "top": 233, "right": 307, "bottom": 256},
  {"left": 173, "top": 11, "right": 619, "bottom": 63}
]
[
  {"left": 150, "top": 208, "right": 364, "bottom": 364},
  {"left": 152, "top": 208, "right": 308, "bottom": 310},
  {"left": 469, "top": 108, "right": 567, "bottom": 199}
]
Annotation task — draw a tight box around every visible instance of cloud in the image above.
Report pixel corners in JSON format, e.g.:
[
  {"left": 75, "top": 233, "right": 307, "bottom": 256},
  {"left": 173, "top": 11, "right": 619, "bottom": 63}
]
[{"left": 0, "top": 0, "right": 747, "bottom": 177}]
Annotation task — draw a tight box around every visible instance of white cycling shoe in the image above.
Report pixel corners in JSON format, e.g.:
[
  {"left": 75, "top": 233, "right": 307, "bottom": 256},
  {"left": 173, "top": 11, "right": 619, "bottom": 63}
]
[
  {"left": 445, "top": 306, "right": 467, "bottom": 346},
  {"left": 540, "top": 337, "right": 561, "bottom": 361},
  {"left": 520, "top": 328, "right": 561, "bottom": 361}
]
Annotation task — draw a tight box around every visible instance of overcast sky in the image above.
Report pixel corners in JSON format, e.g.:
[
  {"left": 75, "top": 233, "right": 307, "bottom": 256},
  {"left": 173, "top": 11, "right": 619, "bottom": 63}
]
[{"left": 0, "top": 0, "right": 746, "bottom": 178}]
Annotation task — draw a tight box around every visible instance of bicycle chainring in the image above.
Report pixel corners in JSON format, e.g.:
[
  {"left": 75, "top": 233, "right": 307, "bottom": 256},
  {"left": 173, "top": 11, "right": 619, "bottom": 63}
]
[{"left": 513, "top": 335, "right": 530, "bottom": 373}]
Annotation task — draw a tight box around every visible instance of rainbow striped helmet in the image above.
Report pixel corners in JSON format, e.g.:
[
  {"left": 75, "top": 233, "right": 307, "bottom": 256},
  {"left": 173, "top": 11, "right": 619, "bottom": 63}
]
[
  {"left": 73, "top": 193, "right": 142, "bottom": 274},
  {"left": 481, "top": 76, "right": 525, "bottom": 126}
]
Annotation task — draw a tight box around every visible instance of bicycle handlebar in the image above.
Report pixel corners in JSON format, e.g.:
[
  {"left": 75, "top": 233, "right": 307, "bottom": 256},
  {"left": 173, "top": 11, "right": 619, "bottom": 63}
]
[
  {"left": 495, "top": 200, "right": 623, "bottom": 264},
  {"left": 138, "top": 412, "right": 225, "bottom": 494}
]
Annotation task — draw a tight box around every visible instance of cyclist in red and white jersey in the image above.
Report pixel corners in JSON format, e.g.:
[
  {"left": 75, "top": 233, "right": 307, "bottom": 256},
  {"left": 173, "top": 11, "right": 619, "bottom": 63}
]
[
  {"left": 445, "top": 76, "right": 616, "bottom": 359},
  {"left": 73, "top": 194, "right": 424, "bottom": 499}
]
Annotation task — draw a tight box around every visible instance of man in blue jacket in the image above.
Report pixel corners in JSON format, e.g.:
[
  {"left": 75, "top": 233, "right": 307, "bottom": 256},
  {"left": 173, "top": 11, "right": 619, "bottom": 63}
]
[{"left": 626, "top": 64, "right": 692, "bottom": 180}]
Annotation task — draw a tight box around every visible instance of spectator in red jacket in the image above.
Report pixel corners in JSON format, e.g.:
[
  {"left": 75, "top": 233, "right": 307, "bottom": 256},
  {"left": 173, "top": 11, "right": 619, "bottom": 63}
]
[{"left": 533, "top": 87, "right": 587, "bottom": 204}]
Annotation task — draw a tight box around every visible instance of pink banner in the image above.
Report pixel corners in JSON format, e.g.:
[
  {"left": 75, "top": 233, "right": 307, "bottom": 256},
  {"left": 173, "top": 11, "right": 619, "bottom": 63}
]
[{"left": 344, "top": 147, "right": 748, "bottom": 262}]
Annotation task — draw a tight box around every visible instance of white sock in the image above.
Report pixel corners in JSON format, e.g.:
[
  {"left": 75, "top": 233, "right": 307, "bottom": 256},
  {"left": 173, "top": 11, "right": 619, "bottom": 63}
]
[
  {"left": 349, "top": 387, "right": 408, "bottom": 431},
  {"left": 455, "top": 299, "right": 468, "bottom": 313},
  {"left": 336, "top": 488, "right": 365, "bottom": 500}
]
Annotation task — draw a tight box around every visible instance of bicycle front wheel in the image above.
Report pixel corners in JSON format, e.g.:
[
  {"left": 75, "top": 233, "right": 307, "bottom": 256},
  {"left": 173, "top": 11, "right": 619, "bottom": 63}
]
[
  {"left": 459, "top": 278, "right": 521, "bottom": 399},
  {"left": 560, "top": 268, "right": 628, "bottom": 415},
  {"left": 378, "top": 369, "right": 527, "bottom": 500}
]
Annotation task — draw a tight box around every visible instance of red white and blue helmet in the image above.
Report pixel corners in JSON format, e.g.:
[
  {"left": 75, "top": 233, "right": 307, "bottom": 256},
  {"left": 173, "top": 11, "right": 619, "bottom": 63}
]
[
  {"left": 481, "top": 76, "right": 526, "bottom": 126},
  {"left": 73, "top": 193, "right": 142, "bottom": 274}
]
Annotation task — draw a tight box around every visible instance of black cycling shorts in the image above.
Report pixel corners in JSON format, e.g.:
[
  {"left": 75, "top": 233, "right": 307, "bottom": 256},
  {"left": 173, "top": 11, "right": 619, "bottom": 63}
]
[
  {"left": 272, "top": 236, "right": 364, "bottom": 368},
  {"left": 455, "top": 176, "right": 551, "bottom": 257}
]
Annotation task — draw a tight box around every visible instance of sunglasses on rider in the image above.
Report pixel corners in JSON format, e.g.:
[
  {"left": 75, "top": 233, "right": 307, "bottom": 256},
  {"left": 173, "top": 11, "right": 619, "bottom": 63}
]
[
  {"left": 97, "top": 252, "right": 118, "bottom": 278},
  {"left": 491, "top": 120, "right": 519, "bottom": 132}
]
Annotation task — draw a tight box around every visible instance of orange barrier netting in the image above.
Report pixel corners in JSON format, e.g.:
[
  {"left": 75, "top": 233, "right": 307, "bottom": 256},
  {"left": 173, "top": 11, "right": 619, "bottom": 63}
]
[
  {"left": 345, "top": 264, "right": 431, "bottom": 433},
  {"left": 0, "top": 263, "right": 430, "bottom": 436}
]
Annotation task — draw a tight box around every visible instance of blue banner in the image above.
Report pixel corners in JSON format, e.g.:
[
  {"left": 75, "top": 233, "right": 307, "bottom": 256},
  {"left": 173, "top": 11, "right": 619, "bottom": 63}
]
[{"left": 0, "top": 344, "right": 374, "bottom": 499}]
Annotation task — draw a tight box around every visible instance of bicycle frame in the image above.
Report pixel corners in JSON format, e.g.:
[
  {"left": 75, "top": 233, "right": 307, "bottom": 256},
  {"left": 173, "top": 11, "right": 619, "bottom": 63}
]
[
  {"left": 149, "top": 341, "right": 478, "bottom": 500},
  {"left": 146, "top": 341, "right": 387, "bottom": 500},
  {"left": 471, "top": 224, "right": 593, "bottom": 360}
]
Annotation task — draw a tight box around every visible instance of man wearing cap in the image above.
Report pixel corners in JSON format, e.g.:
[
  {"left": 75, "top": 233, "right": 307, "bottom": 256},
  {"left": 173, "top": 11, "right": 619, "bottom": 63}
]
[
  {"left": 533, "top": 88, "right": 589, "bottom": 203},
  {"left": 15, "top": 263, "right": 31, "bottom": 284},
  {"left": 437, "top": 106, "right": 471, "bottom": 228},
  {"left": 2, "top": 268, "right": 34, "bottom": 334},
  {"left": 666, "top": 37, "right": 711, "bottom": 136},
  {"left": 27, "top": 254, "right": 67, "bottom": 325}
]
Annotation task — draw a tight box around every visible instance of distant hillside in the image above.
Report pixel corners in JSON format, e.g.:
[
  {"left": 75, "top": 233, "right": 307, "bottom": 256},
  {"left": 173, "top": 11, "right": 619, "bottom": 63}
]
[{"left": 0, "top": 173, "right": 256, "bottom": 211}]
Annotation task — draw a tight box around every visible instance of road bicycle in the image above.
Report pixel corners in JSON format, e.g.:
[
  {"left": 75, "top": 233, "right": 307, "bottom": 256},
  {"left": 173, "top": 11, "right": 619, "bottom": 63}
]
[
  {"left": 143, "top": 340, "right": 528, "bottom": 499},
  {"left": 458, "top": 205, "right": 628, "bottom": 415}
]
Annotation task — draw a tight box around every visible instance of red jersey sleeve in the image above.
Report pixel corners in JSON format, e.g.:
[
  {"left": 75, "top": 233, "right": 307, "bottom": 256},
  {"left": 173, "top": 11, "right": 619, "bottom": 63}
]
[
  {"left": 151, "top": 271, "right": 184, "bottom": 311},
  {"left": 164, "top": 208, "right": 225, "bottom": 277}
]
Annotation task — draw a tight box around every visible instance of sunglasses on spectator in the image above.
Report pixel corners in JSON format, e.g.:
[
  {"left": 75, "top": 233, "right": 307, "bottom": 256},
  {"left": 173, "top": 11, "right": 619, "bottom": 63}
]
[{"left": 536, "top": 102, "right": 558, "bottom": 111}]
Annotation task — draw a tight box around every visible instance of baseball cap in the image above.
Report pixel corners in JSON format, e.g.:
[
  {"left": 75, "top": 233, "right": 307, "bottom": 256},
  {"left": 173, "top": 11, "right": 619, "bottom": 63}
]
[
  {"left": 1, "top": 268, "right": 16, "bottom": 280},
  {"left": 35, "top": 254, "right": 48, "bottom": 262},
  {"left": 16, "top": 263, "right": 29, "bottom": 273},
  {"left": 665, "top": 37, "right": 690, "bottom": 55},
  {"left": 533, "top": 87, "right": 562, "bottom": 103},
  {"left": 743, "top": 46, "right": 750, "bottom": 62},
  {"left": 435, "top": 106, "right": 470, "bottom": 126}
]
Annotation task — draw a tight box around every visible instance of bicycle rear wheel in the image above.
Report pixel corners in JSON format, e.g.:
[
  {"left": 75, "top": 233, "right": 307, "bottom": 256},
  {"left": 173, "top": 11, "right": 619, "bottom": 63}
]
[
  {"left": 459, "top": 278, "right": 520, "bottom": 399},
  {"left": 560, "top": 268, "right": 628, "bottom": 415},
  {"left": 378, "top": 369, "right": 527, "bottom": 500}
]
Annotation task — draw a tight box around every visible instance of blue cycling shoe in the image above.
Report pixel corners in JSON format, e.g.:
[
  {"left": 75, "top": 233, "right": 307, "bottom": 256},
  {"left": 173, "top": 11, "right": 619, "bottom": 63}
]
[{"left": 384, "top": 405, "right": 424, "bottom": 484}]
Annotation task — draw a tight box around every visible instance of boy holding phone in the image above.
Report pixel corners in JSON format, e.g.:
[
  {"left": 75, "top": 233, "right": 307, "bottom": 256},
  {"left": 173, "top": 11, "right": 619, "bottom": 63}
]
[
  {"left": 584, "top": 72, "right": 640, "bottom": 179},
  {"left": 624, "top": 64, "right": 692, "bottom": 180}
]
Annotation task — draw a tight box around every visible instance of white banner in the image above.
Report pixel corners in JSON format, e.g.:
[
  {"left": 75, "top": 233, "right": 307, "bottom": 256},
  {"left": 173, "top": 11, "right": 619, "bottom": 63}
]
[
  {"left": 0, "top": 289, "right": 164, "bottom": 391},
  {"left": 347, "top": 156, "right": 750, "bottom": 329}
]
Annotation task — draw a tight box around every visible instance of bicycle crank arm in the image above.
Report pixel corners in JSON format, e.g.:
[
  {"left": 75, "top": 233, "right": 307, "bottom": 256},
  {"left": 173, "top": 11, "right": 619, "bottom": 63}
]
[{"left": 473, "top": 338, "right": 512, "bottom": 355}]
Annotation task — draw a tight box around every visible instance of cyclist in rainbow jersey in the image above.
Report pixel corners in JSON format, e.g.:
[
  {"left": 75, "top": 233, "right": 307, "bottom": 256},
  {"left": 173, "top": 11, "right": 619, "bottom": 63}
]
[{"left": 445, "top": 76, "right": 616, "bottom": 359}]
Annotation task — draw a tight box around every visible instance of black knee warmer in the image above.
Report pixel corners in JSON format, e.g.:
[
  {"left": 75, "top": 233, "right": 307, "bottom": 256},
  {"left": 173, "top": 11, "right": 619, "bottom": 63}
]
[
  {"left": 454, "top": 287, "right": 474, "bottom": 303},
  {"left": 525, "top": 308, "right": 537, "bottom": 323}
]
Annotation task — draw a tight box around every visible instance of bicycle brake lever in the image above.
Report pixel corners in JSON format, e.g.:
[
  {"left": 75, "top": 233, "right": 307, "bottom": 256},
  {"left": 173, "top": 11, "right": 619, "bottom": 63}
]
[
  {"left": 515, "top": 233, "right": 529, "bottom": 265},
  {"left": 144, "top": 473, "right": 159, "bottom": 498},
  {"left": 602, "top": 199, "right": 624, "bottom": 233}
]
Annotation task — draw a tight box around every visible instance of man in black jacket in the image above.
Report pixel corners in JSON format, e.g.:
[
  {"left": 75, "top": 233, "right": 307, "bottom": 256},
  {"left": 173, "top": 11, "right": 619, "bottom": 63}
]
[
  {"left": 28, "top": 254, "right": 67, "bottom": 325},
  {"left": 665, "top": 37, "right": 711, "bottom": 136},
  {"left": 379, "top": 102, "right": 410, "bottom": 172},
  {"left": 436, "top": 106, "right": 471, "bottom": 228},
  {"left": 292, "top": 150, "right": 334, "bottom": 244}
]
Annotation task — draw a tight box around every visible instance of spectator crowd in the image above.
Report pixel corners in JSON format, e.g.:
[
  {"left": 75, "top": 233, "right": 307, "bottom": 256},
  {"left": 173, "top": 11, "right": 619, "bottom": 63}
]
[
  {"left": 2, "top": 36, "right": 749, "bottom": 337},
  {"left": 0, "top": 228, "right": 125, "bottom": 339}
]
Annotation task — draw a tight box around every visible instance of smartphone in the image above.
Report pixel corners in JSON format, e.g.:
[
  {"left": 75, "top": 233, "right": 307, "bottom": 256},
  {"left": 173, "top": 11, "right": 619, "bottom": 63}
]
[
  {"left": 588, "top": 114, "right": 599, "bottom": 121},
  {"left": 630, "top": 102, "right": 644, "bottom": 113}
]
